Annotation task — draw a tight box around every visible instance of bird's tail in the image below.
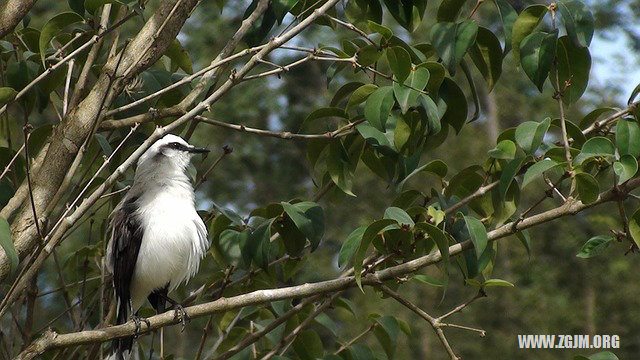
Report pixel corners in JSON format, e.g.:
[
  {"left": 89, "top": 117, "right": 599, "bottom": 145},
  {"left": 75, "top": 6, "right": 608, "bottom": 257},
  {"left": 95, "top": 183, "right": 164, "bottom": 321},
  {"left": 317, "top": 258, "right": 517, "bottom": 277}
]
[{"left": 108, "top": 298, "right": 134, "bottom": 360}]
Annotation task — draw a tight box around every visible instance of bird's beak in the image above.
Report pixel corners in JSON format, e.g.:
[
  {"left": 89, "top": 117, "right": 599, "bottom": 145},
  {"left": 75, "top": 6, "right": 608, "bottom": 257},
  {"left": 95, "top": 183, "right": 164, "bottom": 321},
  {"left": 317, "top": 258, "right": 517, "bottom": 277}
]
[{"left": 187, "top": 146, "right": 210, "bottom": 154}]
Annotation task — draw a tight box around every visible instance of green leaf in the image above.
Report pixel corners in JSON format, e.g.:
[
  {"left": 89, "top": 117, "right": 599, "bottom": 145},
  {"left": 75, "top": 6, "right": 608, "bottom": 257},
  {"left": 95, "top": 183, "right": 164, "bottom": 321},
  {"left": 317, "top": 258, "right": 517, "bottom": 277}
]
[
  {"left": 374, "top": 316, "right": 400, "bottom": 359},
  {"left": 393, "top": 67, "right": 429, "bottom": 114},
  {"left": 301, "top": 107, "right": 348, "bottom": 132},
  {"left": 516, "top": 230, "right": 531, "bottom": 256},
  {"left": 335, "top": 297, "right": 358, "bottom": 316},
  {"left": 616, "top": 119, "right": 640, "bottom": 157},
  {"left": 0, "top": 87, "right": 17, "bottom": 105},
  {"left": 338, "top": 225, "right": 366, "bottom": 268},
  {"left": 440, "top": 77, "right": 468, "bottom": 133},
  {"left": 574, "top": 351, "right": 619, "bottom": 360},
  {"left": 354, "top": 219, "right": 397, "bottom": 290},
  {"left": 364, "top": 86, "right": 394, "bottom": 130},
  {"left": 383, "top": 207, "right": 414, "bottom": 227},
  {"left": 580, "top": 107, "right": 618, "bottom": 129},
  {"left": 383, "top": 0, "right": 415, "bottom": 31},
  {"left": 348, "top": 344, "right": 374, "bottom": 360},
  {"left": 628, "top": 83, "right": 640, "bottom": 106},
  {"left": 557, "top": 0, "right": 594, "bottom": 48},
  {"left": 357, "top": 44, "right": 382, "bottom": 66},
  {"left": 327, "top": 140, "right": 359, "bottom": 196},
  {"left": 314, "top": 313, "right": 339, "bottom": 337},
  {"left": 576, "top": 235, "right": 613, "bottom": 258},
  {"left": 499, "top": 157, "right": 526, "bottom": 201},
  {"left": 630, "top": 208, "right": 640, "bottom": 250},
  {"left": 386, "top": 46, "right": 412, "bottom": 83},
  {"left": 445, "top": 166, "right": 483, "bottom": 199},
  {"left": 511, "top": 4, "right": 548, "bottom": 63},
  {"left": 469, "top": 27, "right": 503, "bottom": 91},
  {"left": 415, "top": 223, "right": 450, "bottom": 275},
  {"left": 94, "top": 133, "right": 113, "bottom": 156},
  {"left": 522, "top": 159, "right": 560, "bottom": 189},
  {"left": 575, "top": 172, "right": 599, "bottom": 204},
  {"left": 356, "top": 122, "right": 394, "bottom": 153},
  {"left": 515, "top": 118, "right": 551, "bottom": 154},
  {"left": 243, "top": 219, "right": 274, "bottom": 269},
  {"left": 165, "top": 39, "right": 193, "bottom": 74},
  {"left": 551, "top": 36, "right": 591, "bottom": 104},
  {"left": 464, "top": 215, "right": 488, "bottom": 258},
  {"left": 614, "top": 155, "right": 638, "bottom": 185},
  {"left": 493, "top": 0, "right": 518, "bottom": 54},
  {"left": 430, "top": 20, "right": 478, "bottom": 74},
  {"left": 520, "top": 30, "right": 558, "bottom": 91},
  {"left": 39, "top": 12, "right": 84, "bottom": 65},
  {"left": 212, "top": 201, "right": 244, "bottom": 226},
  {"left": 281, "top": 201, "right": 324, "bottom": 251},
  {"left": 273, "top": 0, "right": 297, "bottom": 23},
  {"left": 418, "top": 94, "right": 441, "bottom": 135},
  {"left": 551, "top": 118, "right": 586, "bottom": 148},
  {"left": 348, "top": 84, "right": 378, "bottom": 110},
  {"left": 292, "top": 330, "right": 324, "bottom": 360},
  {"left": 437, "top": 0, "right": 466, "bottom": 22},
  {"left": 427, "top": 206, "right": 445, "bottom": 226},
  {"left": 412, "top": 274, "right": 444, "bottom": 287},
  {"left": 367, "top": 21, "right": 393, "bottom": 40},
  {"left": 421, "top": 62, "right": 446, "bottom": 95},
  {"left": 331, "top": 82, "right": 365, "bottom": 107},
  {"left": 397, "top": 159, "right": 448, "bottom": 189},
  {"left": 573, "top": 137, "right": 615, "bottom": 165},
  {"left": 0, "top": 217, "right": 17, "bottom": 275},
  {"left": 84, "top": 0, "right": 126, "bottom": 15},
  {"left": 488, "top": 140, "right": 516, "bottom": 160},
  {"left": 483, "top": 278, "right": 515, "bottom": 287}
]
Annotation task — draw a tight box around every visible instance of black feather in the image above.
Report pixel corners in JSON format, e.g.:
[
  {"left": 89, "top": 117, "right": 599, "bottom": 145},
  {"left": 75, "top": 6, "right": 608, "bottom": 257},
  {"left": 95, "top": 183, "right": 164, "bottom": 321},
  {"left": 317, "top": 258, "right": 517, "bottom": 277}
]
[{"left": 110, "top": 196, "right": 143, "bottom": 358}]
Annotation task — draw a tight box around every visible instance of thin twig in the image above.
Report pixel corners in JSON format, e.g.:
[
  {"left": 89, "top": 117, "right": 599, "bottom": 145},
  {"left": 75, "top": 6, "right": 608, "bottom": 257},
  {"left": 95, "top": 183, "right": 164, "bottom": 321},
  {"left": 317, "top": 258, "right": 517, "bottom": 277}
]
[
  {"left": 325, "top": 14, "right": 376, "bottom": 46},
  {"left": 334, "top": 323, "right": 376, "bottom": 355},
  {"left": 22, "top": 126, "right": 43, "bottom": 241},
  {"left": 194, "top": 145, "right": 233, "bottom": 189},
  {"left": 550, "top": 5, "right": 575, "bottom": 195},
  {"left": 0, "top": 143, "right": 25, "bottom": 182},
  {"left": 379, "top": 285, "right": 460, "bottom": 360},
  {"left": 63, "top": 59, "right": 74, "bottom": 115}
]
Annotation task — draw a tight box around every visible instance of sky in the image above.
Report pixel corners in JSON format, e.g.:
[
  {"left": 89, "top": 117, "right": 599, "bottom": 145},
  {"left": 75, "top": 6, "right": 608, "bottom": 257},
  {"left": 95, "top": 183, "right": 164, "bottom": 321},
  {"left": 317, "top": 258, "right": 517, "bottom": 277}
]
[{"left": 590, "top": 32, "right": 640, "bottom": 103}]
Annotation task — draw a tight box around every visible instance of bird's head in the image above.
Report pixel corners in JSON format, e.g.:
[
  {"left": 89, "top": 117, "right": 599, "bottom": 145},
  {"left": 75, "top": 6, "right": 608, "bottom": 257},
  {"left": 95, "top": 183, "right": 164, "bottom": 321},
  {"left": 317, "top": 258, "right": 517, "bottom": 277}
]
[{"left": 137, "top": 134, "right": 209, "bottom": 171}]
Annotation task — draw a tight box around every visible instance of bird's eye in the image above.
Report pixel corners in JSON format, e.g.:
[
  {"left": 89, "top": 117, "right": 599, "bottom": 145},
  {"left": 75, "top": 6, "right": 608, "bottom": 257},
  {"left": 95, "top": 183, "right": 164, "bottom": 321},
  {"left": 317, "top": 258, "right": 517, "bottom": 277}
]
[{"left": 170, "top": 142, "right": 181, "bottom": 148}]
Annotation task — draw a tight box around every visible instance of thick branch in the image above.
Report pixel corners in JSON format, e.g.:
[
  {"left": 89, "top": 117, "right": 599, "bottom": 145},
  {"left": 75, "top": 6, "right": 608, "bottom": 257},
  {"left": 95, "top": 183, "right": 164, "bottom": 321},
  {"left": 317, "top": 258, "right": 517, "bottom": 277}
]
[{"left": 0, "top": 0, "right": 38, "bottom": 39}]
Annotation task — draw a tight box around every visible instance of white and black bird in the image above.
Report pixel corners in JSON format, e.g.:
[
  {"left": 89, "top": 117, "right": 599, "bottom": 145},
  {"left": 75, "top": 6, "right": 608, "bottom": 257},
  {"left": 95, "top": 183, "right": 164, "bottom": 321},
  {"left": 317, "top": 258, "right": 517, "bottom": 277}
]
[{"left": 106, "top": 134, "right": 210, "bottom": 359}]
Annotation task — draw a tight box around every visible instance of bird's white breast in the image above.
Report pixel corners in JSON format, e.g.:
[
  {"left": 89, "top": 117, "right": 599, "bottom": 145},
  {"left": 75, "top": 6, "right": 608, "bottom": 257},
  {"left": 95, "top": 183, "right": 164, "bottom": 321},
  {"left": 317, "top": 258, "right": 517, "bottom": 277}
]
[{"left": 129, "top": 182, "right": 207, "bottom": 310}]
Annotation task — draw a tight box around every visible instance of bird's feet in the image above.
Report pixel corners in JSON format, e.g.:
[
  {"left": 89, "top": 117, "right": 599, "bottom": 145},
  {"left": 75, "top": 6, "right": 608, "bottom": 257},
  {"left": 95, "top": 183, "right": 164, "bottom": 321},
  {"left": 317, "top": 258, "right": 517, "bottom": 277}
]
[
  {"left": 171, "top": 304, "right": 190, "bottom": 332},
  {"left": 131, "top": 314, "right": 151, "bottom": 338}
]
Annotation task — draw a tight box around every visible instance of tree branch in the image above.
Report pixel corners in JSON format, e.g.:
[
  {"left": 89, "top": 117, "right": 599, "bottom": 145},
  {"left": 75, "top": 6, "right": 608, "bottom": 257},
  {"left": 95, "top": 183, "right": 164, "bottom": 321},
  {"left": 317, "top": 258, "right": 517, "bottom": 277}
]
[{"left": 17, "top": 175, "right": 640, "bottom": 358}]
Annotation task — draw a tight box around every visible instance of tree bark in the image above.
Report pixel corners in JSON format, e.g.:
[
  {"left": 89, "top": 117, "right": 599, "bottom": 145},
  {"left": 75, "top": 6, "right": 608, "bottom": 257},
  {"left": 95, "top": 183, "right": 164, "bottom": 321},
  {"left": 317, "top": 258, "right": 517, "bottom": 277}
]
[{"left": 0, "top": 0, "right": 38, "bottom": 39}]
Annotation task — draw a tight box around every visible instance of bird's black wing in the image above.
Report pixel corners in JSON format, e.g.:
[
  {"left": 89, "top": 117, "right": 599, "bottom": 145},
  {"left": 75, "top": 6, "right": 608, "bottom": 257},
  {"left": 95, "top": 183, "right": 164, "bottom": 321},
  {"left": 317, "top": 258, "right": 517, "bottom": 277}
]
[{"left": 110, "top": 196, "right": 143, "bottom": 358}]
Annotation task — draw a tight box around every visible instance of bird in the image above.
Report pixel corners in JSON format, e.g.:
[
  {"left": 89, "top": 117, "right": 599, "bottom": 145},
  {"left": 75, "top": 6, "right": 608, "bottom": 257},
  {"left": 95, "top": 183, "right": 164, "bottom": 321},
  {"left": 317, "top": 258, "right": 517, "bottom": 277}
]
[{"left": 106, "top": 134, "right": 210, "bottom": 360}]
